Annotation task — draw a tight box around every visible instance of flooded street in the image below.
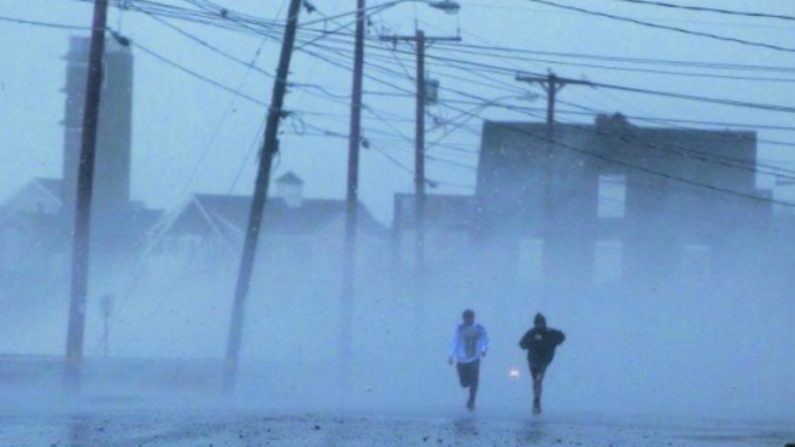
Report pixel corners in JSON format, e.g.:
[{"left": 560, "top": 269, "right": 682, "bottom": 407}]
[{"left": 1, "top": 409, "right": 791, "bottom": 446}]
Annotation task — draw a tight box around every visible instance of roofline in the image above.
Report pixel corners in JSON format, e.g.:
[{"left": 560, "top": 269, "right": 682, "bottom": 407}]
[
  {"left": 393, "top": 192, "right": 474, "bottom": 200},
  {"left": 484, "top": 119, "right": 757, "bottom": 137},
  {"left": 23, "top": 178, "right": 64, "bottom": 205}
]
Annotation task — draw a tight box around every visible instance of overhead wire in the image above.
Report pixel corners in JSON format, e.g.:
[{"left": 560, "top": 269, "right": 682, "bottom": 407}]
[
  {"left": 524, "top": 0, "right": 795, "bottom": 53},
  {"left": 10, "top": 3, "right": 792, "bottom": 211},
  {"left": 288, "top": 30, "right": 795, "bottom": 204},
  {"left": 609, "top": 0, "right": 795, "bottom": 22}
]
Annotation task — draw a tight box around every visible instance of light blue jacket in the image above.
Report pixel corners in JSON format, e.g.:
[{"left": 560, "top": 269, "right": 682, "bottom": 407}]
[{"left": 449, "top": 323, "right": 489, "bottom": 364}]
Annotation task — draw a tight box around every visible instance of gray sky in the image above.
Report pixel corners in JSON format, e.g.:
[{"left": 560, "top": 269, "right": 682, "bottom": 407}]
[{"left": 1, "top": 0, "right": 794, "bottom": 223}]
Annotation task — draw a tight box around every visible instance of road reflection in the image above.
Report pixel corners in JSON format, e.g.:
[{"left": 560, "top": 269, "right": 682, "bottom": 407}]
[
  {"left": 453, "top": 414, "right": 479, "bottom": 440},
  {"left": 516, "top": 417, "right": 547, "bottom": 445},
  {"left": 67, "top": 415, "right": 91, "bottom": 447}
]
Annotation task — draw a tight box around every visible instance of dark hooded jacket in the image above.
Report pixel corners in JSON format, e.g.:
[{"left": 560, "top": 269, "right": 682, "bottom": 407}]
[{"left": 519, "top": 326, "right": 565, "bottom": 366}]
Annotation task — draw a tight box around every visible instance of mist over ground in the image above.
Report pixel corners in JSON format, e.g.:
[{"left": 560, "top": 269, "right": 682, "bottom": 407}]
[{"left": 1, "top": 212, "right": 793, "bottom": 422}]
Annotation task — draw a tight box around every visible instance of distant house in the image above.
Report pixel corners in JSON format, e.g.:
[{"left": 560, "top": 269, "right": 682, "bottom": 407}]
[
  {"left": 0, "top": 179, "right": 69, "bottom": 279},
  {"left": 2, "top": 178, "right": 63, "bottom": 216},
  {"left": 152, "top": 172, "right": 389, "bottom": 274},
  {"left": 0, "top": 178, "right": 161, "bottom": 286}
]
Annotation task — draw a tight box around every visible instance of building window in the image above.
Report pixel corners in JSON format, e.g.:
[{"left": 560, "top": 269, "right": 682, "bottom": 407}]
[
  {"left": 518, "top": 238, "right": 544, "bottom": 283},
  {"left": 598, "top": 175, "right": 626, "bottom": 218},
  {"left": 681, "top": 244, "right": 710, "bottom": 285},
  {"left": 594, "top": 240, "right": 622, "bottom": 284}
]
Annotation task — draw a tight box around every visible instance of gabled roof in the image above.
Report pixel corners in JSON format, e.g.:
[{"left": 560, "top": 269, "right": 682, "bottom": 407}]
[
  {"left": 0, "top": 178, "right": 64, "bottom": 214},
  {"left": 164, "top": 193, "right": 387, "bottom": 239},
  {"left": 34, "top": 178, "right": 64, "bottom": 201}
]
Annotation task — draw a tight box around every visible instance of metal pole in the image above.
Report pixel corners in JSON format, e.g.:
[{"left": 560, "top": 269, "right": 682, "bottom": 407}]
[
  {"left": 546, "top": 73, "right": 557, "bottom": 139},
  {"left": 544, "top": 74, "right": 556, "bottom": 281},
  {"left": 100, "top": 294, "right": 113, "bottom": 358},
  {"left": 340, "top": 0, "right": 366, "bottom": 374},
  {"left": 415, "top": 30, "right": 426, "bottom": 278},
  {"left": 223, "top": 0, "right": 302, "bottom": 393},
  {"left": 64, "top": 0, "right": 109, "bottom": 394}
]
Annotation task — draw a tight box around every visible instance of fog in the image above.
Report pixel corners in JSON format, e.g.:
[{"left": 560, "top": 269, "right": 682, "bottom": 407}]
[
  {"left": 2, "top": 176, "right": 793, "bottom": 422},
  {"left": 1, "top": 0, "right": 795, "bottom": 444}
]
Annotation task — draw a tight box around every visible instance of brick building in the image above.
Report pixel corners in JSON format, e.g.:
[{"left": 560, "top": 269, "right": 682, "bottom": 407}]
[{"left": 474, "top": 113, "right": 775, "bottom": 288}]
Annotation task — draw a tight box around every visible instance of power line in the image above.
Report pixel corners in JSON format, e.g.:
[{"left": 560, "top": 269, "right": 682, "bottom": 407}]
[
  {"left": 554, "top": 98, "right": 795, "bottom": 177},
  {"left": 502, "top": 121, "right": 795, "bottom": 208},
  {"left": 434, "top": 95, "right": 795, "bottom": 208},
  {"left": 430, "top": 41, "right": 795, "bottom": 73},
  {"left": 295, "top": 39, "right": 795, "bottom": 191},
  {"left": 430, "top": 43, "right": 795, "bottom": 84},
  {"left": 306, "top": 35, "right": 795, "bottom": 115},
  {"left": 525, "top": 0, "right": 795, "bottom": 53},
  {"left": 128, "top": 39, "right": 269, "bottom": 107},
  {"left": 289, "top": 35, "right": 795, "bottom": 151},
  {"left": 94, "top": 0, "right": 795, "bottom": 78},
  {"left": 11, "top": 8, "right": 795, "bottom": 203},
  {"left": 139, "top": 11, "right": 275, "bottom": 78},
  {"left": 295, "top": 41, "right": 795, "bottom": 155},
  {"left": 67, "top": 0, "right": 795, "bottom": 121},
  {"left": 610, "top": 0, "right": 795, "bottom": 22},
  {"left": 291, "top": 34, "right": 795, "bottom": 119},
  {"left": 0, "top": 14, "right": 91, "bottom": 30}
]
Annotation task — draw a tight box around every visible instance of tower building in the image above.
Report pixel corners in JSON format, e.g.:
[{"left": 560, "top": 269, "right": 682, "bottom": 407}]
[{"left": 62, "top": 36, "right": 133, "bottom": 228}]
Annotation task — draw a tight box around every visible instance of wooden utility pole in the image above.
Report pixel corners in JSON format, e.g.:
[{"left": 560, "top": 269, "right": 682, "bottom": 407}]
[
  {"left": 379, "top": 31, "right": 460, "bottom": 279},
  {"left": 64, "top": 0, "right": 109, "bottom": 394},
  {"left": 100, "top": 294, "right": 113, "bottom": 358},
  {"left": 515, "top": 71, "right": 591, "bottom": 281},
  {"left": 414, "top": 30, "right": 427, "bottom": 278},
  {"left": 515, "top": 72, "right": 591, "bottom": 139},
  {"left": 340, "top": 0, "right": 366, "bottom": 375},
  {"left": 223, "top": 0, "right": 302, "bottom": 393}
]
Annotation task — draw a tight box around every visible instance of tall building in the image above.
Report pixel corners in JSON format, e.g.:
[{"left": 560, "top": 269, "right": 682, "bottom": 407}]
[
  {"left": 62, "top": 36, "right": 133, "bottom": 229},
  {"left": 474, "top": 113, "right": 773, "bottom": 288}
]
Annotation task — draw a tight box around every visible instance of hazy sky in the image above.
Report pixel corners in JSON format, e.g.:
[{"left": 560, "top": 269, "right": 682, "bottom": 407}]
[{"left": 1, "top": 0, "right": 794, "bottom": 223}]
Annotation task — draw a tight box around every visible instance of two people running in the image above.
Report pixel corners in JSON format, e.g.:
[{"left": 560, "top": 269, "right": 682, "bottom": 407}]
[{"left": 448, "top": 309, "right": 565, "bottom": 414}]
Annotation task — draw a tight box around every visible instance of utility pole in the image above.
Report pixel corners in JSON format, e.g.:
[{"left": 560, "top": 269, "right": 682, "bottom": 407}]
[
  {"left": 223, "top": 0, "right": 302, "bottom": 393},
  {"left": 64, "top": 0, "right": 109, "bottom": 394},
  {"left": 515, "top": 71, "right": 591, "bottom": 282},
  {"left": 515, "top": 72, "right": 591, "bottom": 141},
  {"left": 414, "top": 30, "right": 426, "bottom": 279},
  {"left": 340, "top": 0, "right": 366, "bottom": 377},
  {"left": 380, "top": 31, "right": 460, "bottom": 281},
  {"left": 100, "top": 294, "right": 113, "bottom": 358}
]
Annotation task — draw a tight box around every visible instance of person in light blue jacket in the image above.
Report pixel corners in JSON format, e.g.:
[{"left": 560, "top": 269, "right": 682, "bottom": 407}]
[{"left": 448, "top": 309, "right": 489, "bottom": 411}]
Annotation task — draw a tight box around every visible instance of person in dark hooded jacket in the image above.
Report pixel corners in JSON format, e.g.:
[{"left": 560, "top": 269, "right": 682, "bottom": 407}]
[{"left": 519, "top": 313, "right": 565, "bottom": 415}]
